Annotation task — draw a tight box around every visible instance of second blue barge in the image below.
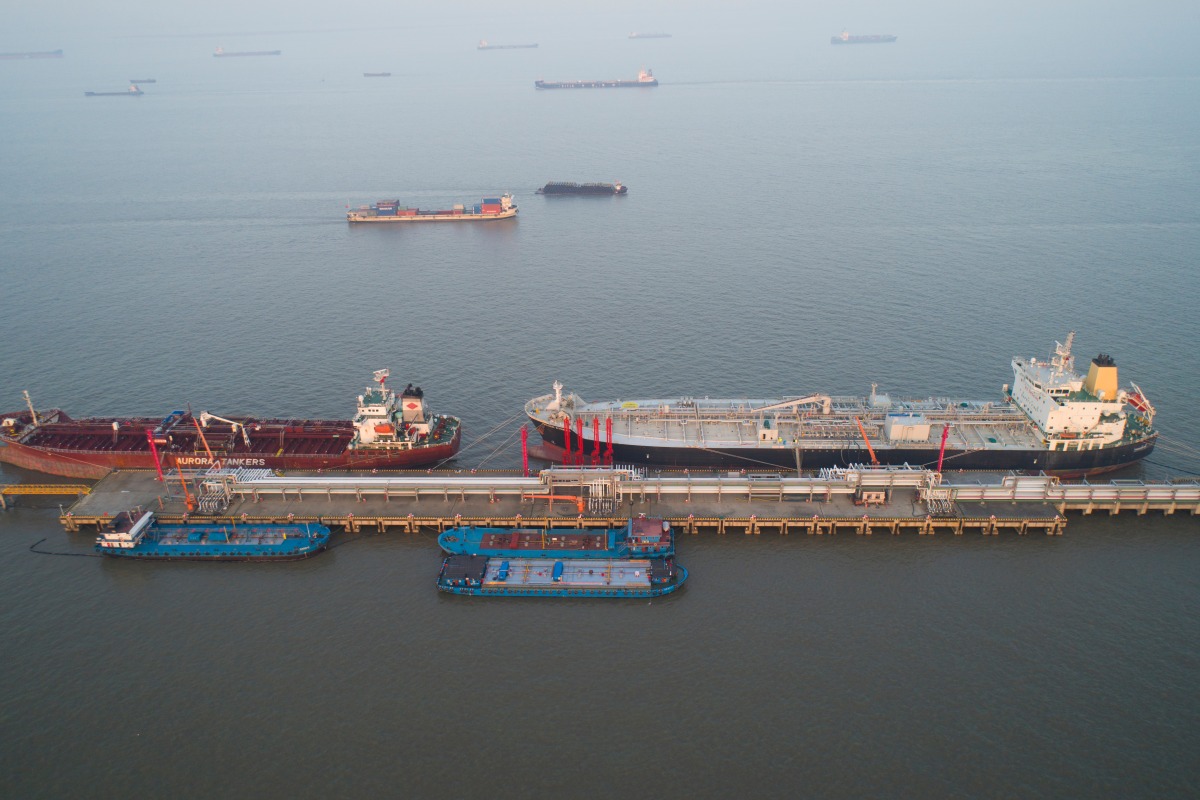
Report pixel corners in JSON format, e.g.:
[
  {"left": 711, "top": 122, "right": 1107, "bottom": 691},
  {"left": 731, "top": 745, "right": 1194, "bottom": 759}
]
[
  {"left": 95, "top": 510, "right": 330, "bottom": 561},
  {"left": 438, "top": 515, "right": 673, "bottom": 559}
]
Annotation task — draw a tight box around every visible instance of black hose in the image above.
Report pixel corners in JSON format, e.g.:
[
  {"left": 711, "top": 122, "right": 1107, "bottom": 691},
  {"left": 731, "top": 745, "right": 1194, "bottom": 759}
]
[{"left": 28, "top": 538, "right": 101, "bottom": 557}]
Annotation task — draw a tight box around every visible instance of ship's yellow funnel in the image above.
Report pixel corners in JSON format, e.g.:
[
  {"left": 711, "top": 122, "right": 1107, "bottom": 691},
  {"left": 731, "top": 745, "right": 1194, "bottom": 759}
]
[{"left": 1084, "top": 355, "right": 1119, "bottom": 401}]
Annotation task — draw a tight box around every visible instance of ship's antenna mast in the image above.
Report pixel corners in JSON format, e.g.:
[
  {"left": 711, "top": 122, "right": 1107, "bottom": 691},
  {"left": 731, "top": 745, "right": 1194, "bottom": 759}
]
[
  {"left": 22, "top": 390, "right": 39, "bottom": 427},
  {"left": 373, "top": 369, "right": 390, "bottom": 390},
  {"left": 1052, "top": 331, "right": 1075, "bottom": 374}
]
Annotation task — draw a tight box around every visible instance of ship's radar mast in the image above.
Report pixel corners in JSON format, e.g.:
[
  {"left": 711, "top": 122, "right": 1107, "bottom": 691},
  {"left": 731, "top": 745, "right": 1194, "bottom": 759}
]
[
  {"left": 1051, "top": 331, "right": 1075, "bottom": 374},
  {"left": 547, "top": 380, "right": 564, "bottom": 412},
  {"left": 373, "top": 369, "right": 390, "bottom": 389}
]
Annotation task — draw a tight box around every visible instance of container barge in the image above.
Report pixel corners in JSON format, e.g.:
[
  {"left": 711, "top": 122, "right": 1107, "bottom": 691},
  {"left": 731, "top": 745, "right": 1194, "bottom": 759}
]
[
  {"left": 831, "top": 31, "right": 897, "bottom": 44},
  {"left": 347, "top": 194, "right": 516, "bottom": 222},
  {"left": 439, "top": 515, "right": 673, "bottom": 559},
  {"left": 628, "top": 32, "right": 671, "bottom": 39},
  {"left": 535, "top": 68, "right": 658, "bottom": 89},
  {"left": 437, "top": 554, "right": 687, "bottom": 598},
  {"left": 213, "top": 47, "right": 281, "bottom": 57},
  {"left": 0, "top": 370, "right": 460, "bottom": 480},
  {"left": 96, "top": 509, "right": 329, "bottom": 561},
  {"left": 85, "top": 84, "right": 143, "bottom": 97},
  {"left": 525, "top": 334, "right": 1158, "bottom": 477},
  {"left": 537, "top": 181, "right": 627, "bottom": 195}
]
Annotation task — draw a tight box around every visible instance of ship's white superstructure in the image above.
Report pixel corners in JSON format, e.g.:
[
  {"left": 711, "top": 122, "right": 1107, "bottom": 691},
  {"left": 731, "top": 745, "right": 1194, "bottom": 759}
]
[
  {"left": 96, "top": 510, "right": 154, "bottom": 550},
  {"left": 351, "top": 370, "right": 431, "bottom": 449},
  {"left": 1007, "top": 332, "right": 1154, "bottom": 451}
]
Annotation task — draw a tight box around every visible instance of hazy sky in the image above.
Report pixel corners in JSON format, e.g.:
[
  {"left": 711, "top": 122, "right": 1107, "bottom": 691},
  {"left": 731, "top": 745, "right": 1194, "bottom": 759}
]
[{"left": 5, "top": 0, "right": 1200, "bottom": 81}]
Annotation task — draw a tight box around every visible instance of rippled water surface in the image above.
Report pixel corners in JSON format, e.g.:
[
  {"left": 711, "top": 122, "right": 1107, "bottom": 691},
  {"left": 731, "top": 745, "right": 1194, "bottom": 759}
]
[{"left": 2, "top": 9, "right": 1199, "bottom": 797}]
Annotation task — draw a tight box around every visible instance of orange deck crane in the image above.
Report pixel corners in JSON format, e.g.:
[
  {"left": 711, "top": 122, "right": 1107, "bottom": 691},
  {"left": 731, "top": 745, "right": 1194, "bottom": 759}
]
[
  {"left": 172, "top": 453, "right": 196, "bottom": 512},
  {"left": 853, "top": 416, "right": 879, "bottom": 466}
]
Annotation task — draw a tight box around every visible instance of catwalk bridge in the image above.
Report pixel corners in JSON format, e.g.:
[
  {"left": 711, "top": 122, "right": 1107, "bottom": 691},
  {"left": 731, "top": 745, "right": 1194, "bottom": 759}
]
[{"left": 44, "top": 465, "right": 1200, "bottom": 536}]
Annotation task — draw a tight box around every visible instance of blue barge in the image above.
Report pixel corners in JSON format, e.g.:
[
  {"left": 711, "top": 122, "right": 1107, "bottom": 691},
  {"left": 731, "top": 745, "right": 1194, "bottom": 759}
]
[
  {"left": 437, "top": 554, "right": 687, "bottom": 598},
  {"left": 95, "top": 510, "right": 330, "bottom": 561},
  {"left": 438, "top": 515, "right": 673, "bottom": 559}
]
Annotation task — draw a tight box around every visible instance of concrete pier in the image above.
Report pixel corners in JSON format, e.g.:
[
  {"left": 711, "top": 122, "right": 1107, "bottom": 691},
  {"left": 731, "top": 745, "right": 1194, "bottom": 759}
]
[{"left": 52, "top": 465, "right": 1200, "bottom": 536}]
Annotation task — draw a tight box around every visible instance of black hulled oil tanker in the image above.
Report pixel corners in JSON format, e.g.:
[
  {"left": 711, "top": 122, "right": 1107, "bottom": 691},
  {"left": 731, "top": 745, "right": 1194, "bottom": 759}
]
[
  {"left": 831, "top": 31, "right": 897, "bottom": 44},
  {"left": 536, "top": 68, "right": 657, "bottom": 89},
  {"left": 84, "top": 84, "right": 144, "bottom": 97},
  {"left": 478, "top": 40, "right": 538, "bottom": 50},
  {"left": 537, "top": 181, "right": 627, "bottom": 195},
  {"left": 525, "top": 334, "right": 1158, "bottom": 477},
  {"left": 213, "top": 47, "right": 281, "bottom": 57},
  {"left": 0, "top": 49, "right": 63, "bottom": 59}
]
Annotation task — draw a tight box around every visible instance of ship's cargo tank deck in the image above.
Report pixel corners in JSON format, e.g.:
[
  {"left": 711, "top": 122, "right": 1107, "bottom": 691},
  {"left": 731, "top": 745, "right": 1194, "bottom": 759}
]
[
  {"left": 530, "top": 395, "right": 1048, "bottom": 452},
  {"left": 482, "top": 558, "right": 656, "bottom": 589},
  {"left": 478, "top": 530, "right": 608, "bottom": 552},
  {"left": 18, "top": 414, "right": 359, "bottom": 456}
]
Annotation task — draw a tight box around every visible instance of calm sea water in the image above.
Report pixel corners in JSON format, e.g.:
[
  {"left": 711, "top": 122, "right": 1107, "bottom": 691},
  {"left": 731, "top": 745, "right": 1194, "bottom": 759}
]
[{"left": 2, "top": 7, "right": 1199, "bottom": 797}]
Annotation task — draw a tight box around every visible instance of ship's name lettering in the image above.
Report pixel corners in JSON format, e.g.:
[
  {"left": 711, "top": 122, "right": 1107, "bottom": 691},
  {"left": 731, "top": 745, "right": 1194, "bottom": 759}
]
[{"left": 176, "top": 456, "right": 266, "bottom": 466}]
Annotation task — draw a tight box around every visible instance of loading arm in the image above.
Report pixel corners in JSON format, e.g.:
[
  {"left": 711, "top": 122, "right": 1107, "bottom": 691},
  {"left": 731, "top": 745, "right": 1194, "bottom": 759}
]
[
  {"left": 752, "top": 394, "right": 833, "bottom": 415},
  {"left": 199, "top": 411, "right": 252, "bottom": 447}
]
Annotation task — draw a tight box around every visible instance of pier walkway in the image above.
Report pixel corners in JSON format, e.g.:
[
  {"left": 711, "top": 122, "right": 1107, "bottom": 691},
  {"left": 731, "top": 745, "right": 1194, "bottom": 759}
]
[{"left": 45, "top": 465, "right": 1200, "bottom": 537}]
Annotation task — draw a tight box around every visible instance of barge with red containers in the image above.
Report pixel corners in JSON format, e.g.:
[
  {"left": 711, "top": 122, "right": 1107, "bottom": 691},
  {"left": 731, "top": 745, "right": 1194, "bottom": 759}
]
[
  {"left": 0, "top": 370, "right": 460, "bottom": 480},
  {"left": 347, "top": 194, "right": 517, "bottom": 222}
]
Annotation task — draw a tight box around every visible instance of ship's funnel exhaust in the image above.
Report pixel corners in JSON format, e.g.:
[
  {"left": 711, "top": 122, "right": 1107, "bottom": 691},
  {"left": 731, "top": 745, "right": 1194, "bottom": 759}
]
[{"left": 1084, "top": 354, "right": 1118, "bottom": 401}]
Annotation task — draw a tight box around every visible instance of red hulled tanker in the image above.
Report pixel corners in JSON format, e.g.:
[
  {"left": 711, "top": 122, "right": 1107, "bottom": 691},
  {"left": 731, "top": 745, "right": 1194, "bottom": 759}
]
[{"left": 0, "top": 370, "right": 460, "bottom": 479}]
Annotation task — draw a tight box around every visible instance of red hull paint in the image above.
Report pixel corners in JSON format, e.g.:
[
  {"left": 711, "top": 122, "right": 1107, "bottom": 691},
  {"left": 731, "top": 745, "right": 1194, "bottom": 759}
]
[{"left": 0, "top": 426, "right": 461, "bottom": 480}]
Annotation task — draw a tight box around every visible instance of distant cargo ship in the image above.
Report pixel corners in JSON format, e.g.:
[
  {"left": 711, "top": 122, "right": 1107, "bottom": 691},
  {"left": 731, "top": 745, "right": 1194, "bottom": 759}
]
[
  {"left": 537, "top": 181, "right": 627, "bottom": 195},
  {"left": 0, "top": 370, "right": 461, "bottom": 479},
  {"left": 363, "top": 72, "right": 391, "bottom": 78},
  {"left": 439, "top": 516, "right": 674, "bottom": 560},
  {"left": 84, "top": 84, "right": 144, "bottom": 97},
  {"left": 628, "top": 32, "right": 671, "bottom": 39},
  {"left": 477, "top": 40, "right": 538, "bottom": 50},
  {"left": 437, "top": 555, "right": 687, "bottom": 598},
  {"left": 129, "top": 78, "right": 156, "bottom": 83},
  {"left": 525, "top": 334, "right": 1158, "bottom": 477},
  {"left": 831, "top": 31, "right": 897, "bottom": 44},
  {"left": 213, "top": 47, "right": 281, "bottom": 57},
  {"left": 347, "top": 194, "right": 517, "bottom": 222},
  {"left": 96, "top": 510, "right": 330, "bottom": 561},
  {"left": 0, "top": 49, "right": 63, "bottom": 59},
  {"left": 536, "top": 68, "right": 658, "bottom": 89}
]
